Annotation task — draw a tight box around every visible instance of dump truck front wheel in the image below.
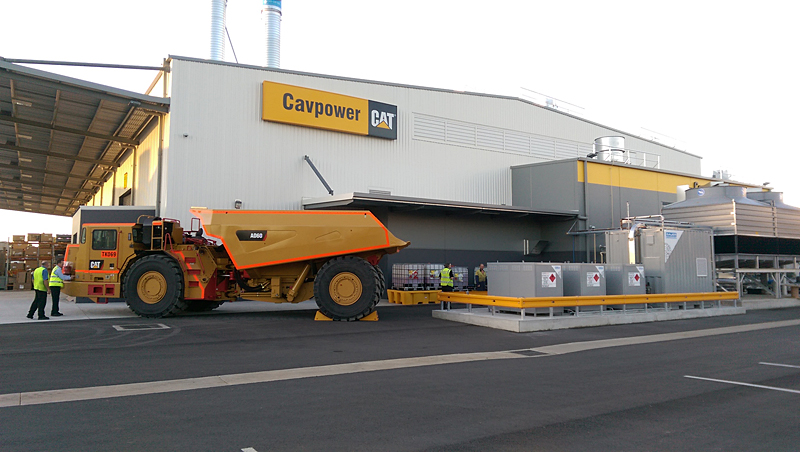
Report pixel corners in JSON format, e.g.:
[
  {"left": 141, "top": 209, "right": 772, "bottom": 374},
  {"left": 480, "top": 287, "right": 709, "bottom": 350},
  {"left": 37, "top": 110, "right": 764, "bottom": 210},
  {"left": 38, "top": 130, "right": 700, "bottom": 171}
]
[
  {"left": 314, "top": 256, "right": 380, "bottom": 321},
  {"left": 123, "top": 254, "right": 187, "bottom": 318}
]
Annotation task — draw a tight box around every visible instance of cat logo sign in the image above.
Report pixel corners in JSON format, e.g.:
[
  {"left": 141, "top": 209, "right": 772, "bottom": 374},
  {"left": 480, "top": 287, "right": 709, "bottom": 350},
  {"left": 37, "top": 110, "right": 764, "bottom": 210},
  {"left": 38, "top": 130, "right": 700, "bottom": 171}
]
[
  {"left": 262, "top": 81, "right": 397, "bottom": 140},
  {"left": 367, "top": 100, "right": 397, "bottom": 140}
]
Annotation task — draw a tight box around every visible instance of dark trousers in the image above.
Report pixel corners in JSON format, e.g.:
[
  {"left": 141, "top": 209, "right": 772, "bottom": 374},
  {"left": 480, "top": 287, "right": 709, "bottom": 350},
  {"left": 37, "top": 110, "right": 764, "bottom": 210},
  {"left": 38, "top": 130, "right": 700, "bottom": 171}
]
[
  {"left": 28, "top": 290, "right": 47, "bottom": 318},
  {"left": 441, "top": 285, "right": 453, "bottom": 292},
  {"left": 51, "top": 286, "right": 61, "bottom": 315},
  {"left": 476, "top": 281, "right": 487, "bottom": 291}
]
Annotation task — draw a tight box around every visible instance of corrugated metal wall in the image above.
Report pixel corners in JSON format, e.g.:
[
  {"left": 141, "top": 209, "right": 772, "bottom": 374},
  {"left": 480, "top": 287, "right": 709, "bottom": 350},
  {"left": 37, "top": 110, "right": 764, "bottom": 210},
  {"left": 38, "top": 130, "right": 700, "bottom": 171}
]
[
  {"left": 159, "top": 58, "right": 701, "bottom": 224},
  {"left": 86, "top": 120, "right": 160, "bottom": 209}
]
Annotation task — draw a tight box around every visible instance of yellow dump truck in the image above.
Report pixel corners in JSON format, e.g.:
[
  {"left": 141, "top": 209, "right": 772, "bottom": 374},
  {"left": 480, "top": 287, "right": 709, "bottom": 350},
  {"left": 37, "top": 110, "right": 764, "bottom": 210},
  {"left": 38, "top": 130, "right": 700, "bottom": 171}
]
[{"left": 62, "top": 209, "right": 409, "bottom": 320}]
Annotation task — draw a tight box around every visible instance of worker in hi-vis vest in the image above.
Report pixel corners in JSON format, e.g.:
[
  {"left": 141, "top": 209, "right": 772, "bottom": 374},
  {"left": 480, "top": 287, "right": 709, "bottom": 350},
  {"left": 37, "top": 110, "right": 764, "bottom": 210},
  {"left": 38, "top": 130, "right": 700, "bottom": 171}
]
[
  {"left": 440, "top": 263, "right": 454, "bottom": 292},
  {"left": 474, "top": 264, "right": 488, "bottom": 291},
  {"left": 27, "top": 260, "right": 51, "bottom": 320},
  {"left": 49, "top": 260, "right": 70, "bottom": 317}
]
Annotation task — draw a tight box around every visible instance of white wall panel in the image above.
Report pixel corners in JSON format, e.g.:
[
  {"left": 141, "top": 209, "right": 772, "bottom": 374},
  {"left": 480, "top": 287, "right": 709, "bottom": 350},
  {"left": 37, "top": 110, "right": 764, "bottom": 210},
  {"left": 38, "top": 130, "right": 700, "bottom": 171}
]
[
  {"left": 161, "top": 58, "right": 702, "bottom": 224},
  {"left": 133, "top": 121, "right": 160, "bottom": 208}
]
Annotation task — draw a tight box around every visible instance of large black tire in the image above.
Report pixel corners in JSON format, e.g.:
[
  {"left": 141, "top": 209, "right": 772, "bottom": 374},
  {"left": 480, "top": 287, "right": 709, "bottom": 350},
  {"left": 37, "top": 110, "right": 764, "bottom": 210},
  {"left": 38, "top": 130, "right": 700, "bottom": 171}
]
[
  {"left": 185, "top": 300, "right": 226, "bottom": 312},
  {"left": 123, "top": 254, "right": 187, "bottom": 318},
  {"left": 374, "top": 265, "right": 386, "bottom": 297},
  {"left": 314, "top": 256, "right": 381, "bottom": 321}
]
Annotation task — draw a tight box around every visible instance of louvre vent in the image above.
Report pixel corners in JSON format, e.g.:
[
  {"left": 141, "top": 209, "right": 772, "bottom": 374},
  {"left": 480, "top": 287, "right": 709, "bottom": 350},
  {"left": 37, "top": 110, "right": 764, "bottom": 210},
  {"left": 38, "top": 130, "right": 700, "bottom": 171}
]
[{"left": 413, "top": 113, "right": 593, "bottom": 158}]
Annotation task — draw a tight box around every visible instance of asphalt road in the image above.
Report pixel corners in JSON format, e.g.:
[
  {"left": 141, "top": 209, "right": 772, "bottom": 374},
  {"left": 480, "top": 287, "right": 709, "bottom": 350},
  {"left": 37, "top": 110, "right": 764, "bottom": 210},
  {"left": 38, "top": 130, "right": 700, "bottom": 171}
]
[{"left": 1, "top": 305, "right": 799, "bottom": 451}]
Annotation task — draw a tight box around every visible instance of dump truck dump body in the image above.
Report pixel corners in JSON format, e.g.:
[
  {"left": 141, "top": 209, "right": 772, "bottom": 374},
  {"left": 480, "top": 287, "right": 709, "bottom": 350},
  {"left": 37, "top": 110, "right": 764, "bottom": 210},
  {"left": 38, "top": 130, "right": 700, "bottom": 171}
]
[
  {"left": 191, "top": 209, "right": 408, "bottom": 269},
  {"left": 63, "top": 210, "right": 409, "bottom": 320}
]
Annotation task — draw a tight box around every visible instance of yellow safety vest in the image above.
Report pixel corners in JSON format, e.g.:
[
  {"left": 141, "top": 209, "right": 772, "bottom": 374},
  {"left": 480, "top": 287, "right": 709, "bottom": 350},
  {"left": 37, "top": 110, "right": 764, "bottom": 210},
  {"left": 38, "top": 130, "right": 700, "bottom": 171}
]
[
  {"left": 475, "top": 269, "right": 487, "bottom": 282},
  {"left": 33, "top": 266, "right": 48, "bottom": 292},
  {"left": 440, "top": 268, "right": 453, "bottom": 287},
  {"left": 50, "top": 266, "right": 64, "bottom": 287}
]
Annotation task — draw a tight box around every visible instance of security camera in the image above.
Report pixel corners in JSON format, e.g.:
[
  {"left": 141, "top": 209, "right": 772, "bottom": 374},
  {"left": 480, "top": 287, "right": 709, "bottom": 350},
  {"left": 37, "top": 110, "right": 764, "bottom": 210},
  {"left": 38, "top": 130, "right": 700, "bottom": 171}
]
[{"left": 182, "top": 133, "right": 189, "bottom": 138}]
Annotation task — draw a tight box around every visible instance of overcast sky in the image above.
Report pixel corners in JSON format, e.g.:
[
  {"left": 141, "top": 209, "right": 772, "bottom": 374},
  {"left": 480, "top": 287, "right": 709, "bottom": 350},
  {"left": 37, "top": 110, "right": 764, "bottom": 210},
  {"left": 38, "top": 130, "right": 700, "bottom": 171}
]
[{"left": 1, "top": 0, "right": 798, "bottom": 239}]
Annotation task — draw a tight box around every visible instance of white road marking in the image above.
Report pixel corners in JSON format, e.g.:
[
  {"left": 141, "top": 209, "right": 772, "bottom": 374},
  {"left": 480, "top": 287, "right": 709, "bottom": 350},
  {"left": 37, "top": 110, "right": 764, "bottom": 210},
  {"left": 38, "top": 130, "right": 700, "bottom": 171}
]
[
  {"left": 2, "top": 318, "right": 799, "bottom": 408},
  {"left": 759, "top": 362, "right": 800, "bottom": 369},
  {"left": 0, "top": 351, "right": 526, "bottom": 408},
  {"left": 113, "top": 323, "right": 170, "bottom": 331},
  {"left": 530, "top": 318, "right": 800, "bottom": 355},
  {"left": 684, "top": 375, "right": 800, "bottom": 395}
]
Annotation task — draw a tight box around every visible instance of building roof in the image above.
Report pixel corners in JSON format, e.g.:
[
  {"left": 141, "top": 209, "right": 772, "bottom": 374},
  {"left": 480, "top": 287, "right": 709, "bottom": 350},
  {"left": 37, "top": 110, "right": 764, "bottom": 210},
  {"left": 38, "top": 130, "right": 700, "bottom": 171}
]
[
  {"left": 0, "top": 58, "right": 169, "bottom": 216},
  {"left": 302, "top": 192, "right": 579, "bottom": 220}
]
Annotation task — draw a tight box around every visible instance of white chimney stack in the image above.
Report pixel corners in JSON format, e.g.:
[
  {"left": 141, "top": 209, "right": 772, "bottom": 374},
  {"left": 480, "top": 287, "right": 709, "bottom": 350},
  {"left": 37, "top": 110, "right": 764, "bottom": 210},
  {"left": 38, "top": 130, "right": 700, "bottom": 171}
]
[
  {"left": 210, "top": 0, "right": 228, "bottom": 61},
  {"left": 262, "top": 0, "right": 282, "bottom": 68}
]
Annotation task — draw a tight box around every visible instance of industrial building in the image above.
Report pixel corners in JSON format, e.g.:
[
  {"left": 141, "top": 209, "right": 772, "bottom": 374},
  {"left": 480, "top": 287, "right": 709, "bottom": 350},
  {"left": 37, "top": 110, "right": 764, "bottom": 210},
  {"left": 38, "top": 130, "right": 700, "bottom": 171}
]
[
  {"left": 3, "top": 53, "right": 798, "bottom": 291},
  {"left": 2, "top": 0, "right": 799, "bottom": 295}
]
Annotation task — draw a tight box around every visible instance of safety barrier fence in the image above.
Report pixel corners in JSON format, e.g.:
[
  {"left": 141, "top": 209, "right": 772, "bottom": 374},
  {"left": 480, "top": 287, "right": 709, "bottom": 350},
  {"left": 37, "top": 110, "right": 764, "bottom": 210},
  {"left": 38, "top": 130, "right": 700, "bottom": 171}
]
[{"left": 436, "top": 292, "right": 741, "bottom": 319}]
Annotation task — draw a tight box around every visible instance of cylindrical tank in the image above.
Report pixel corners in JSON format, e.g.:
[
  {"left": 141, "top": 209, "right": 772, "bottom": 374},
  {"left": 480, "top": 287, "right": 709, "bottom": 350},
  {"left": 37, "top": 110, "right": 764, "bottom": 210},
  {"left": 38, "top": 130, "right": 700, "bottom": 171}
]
[
  {"left": 262, "top": 0, "right": 282, "bottom": 68},
  {"left": 594, "top": 136, "right": 625, "bottom": 162},
  {"left": 210, "top": 0, "right": 227, "bottom": 61}
]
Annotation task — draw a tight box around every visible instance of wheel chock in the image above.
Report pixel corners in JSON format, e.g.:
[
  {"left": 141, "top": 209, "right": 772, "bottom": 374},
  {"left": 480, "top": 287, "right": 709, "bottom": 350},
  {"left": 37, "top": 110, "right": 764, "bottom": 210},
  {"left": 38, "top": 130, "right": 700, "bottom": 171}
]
[
  {"left": 314, "top": 311, "right": 333, "bottom": 321},
  {"left": 314, "top": 311, "right": 379, "bottom": 321},
  {"left": 361, "top": 311, "right": 379, "bottom": 321}
]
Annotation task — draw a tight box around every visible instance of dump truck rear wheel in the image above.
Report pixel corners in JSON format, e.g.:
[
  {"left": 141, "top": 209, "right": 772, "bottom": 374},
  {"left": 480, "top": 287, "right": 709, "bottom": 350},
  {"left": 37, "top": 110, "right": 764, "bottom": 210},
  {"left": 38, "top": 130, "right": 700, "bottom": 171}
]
[
  {"left": 123, "top": 254, "right": 187, "bottom": 318},
  {"left": 373, "top": 265, "right": 386, "bottom": 296},
  {"left": 314, "top": 256, "right": 380, "bottom": 321}
]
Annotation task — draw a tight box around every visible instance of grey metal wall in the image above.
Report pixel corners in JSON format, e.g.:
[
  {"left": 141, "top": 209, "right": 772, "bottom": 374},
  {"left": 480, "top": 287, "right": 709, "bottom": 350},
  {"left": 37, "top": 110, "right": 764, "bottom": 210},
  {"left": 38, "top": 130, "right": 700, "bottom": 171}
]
[
  {"left": 380, "top": 210, "right": 544, "bottom": 290},
  {"left": 158, "top": 57, "right": 702, "bottom": 226}
]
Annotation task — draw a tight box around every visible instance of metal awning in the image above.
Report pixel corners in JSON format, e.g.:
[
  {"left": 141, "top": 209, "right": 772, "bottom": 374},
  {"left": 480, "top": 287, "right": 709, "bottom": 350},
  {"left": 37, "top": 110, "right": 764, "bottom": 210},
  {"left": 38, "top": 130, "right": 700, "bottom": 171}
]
[
  {"left": 0, "top": 58, "right": 169, "bottom": 217},
  {"left": 303, "top": 192, "right": 579, "bottom": 220}
]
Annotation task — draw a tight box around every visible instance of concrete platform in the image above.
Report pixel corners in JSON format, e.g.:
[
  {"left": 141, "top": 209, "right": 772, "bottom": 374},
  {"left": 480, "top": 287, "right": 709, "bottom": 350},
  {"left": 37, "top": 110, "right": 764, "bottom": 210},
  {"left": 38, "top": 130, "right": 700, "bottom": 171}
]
[{"left": 433, "top": 306, "right": 747, "bottom": 333}]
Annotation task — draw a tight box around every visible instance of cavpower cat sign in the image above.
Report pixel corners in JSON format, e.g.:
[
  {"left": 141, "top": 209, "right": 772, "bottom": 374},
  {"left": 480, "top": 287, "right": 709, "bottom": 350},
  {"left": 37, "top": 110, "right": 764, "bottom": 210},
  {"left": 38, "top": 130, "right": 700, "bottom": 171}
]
[{"left": 262, "top": 81, "right": 398, "bottom": 140}]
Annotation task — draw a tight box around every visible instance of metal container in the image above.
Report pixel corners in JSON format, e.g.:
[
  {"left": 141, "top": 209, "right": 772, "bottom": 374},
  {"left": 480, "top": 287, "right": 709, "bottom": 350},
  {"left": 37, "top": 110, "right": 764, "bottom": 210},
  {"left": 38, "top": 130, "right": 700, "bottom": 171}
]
[
  {"left": 391, "top": 263, "right": 425, "bottom": 290},
  {"left": 562, "top": 263, "right": 606, "bottom": 296},
  {"left": 452, "top": 266, "right": 469, "bottom": 291},
  {"left": 487, "top": 262, "right": 563, "bottom": 298},
  {"left": 637, "top": 227, "right": 715, "bottom": 294},
  {"left": 604, "top": 264, "right": 646, "bottom": 296},
  {"left": 425, "top": 264, "right": 444, "bottom": 290},
  {"left": 562, "top": 263, "right": 606, "bottom": 313}
]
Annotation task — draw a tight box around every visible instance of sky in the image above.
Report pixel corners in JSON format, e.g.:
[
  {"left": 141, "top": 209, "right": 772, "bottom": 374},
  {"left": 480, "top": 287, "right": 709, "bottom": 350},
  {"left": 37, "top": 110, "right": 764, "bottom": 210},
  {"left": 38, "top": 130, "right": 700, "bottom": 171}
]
[{"left": 1, "top": 0, "right": 798, "bottom": 239}]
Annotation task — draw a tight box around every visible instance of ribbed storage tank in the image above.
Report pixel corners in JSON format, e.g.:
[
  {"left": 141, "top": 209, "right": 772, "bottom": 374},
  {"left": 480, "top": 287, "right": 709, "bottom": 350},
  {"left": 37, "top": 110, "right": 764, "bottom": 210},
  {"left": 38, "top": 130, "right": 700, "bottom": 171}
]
[
  {"left": 746, "top": 191, "right": 800, "bottom": 239},
  {"left": 662, "top": 185, "right": 775, "bottom": 236}
]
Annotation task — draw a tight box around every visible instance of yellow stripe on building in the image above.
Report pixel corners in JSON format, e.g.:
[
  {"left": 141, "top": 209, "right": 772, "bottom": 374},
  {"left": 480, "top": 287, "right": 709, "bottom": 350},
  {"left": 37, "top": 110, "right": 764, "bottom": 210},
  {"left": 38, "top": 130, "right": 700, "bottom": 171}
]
[{"left": 576, "top": 161, "right": 753, "bottom": 194}]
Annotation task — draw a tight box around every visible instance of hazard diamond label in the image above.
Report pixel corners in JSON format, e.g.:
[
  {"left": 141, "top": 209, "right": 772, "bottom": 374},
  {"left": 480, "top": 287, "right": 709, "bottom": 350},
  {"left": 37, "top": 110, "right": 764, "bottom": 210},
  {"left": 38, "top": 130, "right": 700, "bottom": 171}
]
[
  {"left": 542, "top": 272, "right": 557, "bottom": 288},
  {"left": 629, "top": 272, "right": 641, "bottom": 286},
  {"left": 587, "top": 272, "right": 600, "bottom": 287}
]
